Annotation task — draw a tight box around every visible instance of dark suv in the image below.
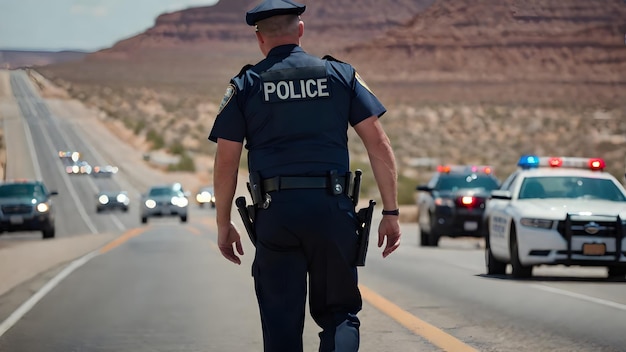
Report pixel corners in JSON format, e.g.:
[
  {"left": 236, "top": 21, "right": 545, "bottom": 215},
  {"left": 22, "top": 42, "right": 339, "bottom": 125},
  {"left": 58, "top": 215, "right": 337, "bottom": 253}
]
[
  {"left": 416, "top": 166, "right": 500, "bottom": 246},
  {"left": 0, "top": 180, "right": 58, "bottom": 239}
]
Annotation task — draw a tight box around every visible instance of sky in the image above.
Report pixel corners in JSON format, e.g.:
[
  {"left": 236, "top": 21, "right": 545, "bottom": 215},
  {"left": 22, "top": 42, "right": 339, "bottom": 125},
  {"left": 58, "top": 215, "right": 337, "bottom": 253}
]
[{"left": 0, "top": 0, "right": 219, "bottom": 52}]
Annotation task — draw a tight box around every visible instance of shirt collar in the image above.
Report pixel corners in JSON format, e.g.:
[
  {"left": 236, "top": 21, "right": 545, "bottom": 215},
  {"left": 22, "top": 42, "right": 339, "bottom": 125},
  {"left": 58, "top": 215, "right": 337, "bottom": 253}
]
[{"left": 267, "top": 44, "right": 303, "bottom": 58}]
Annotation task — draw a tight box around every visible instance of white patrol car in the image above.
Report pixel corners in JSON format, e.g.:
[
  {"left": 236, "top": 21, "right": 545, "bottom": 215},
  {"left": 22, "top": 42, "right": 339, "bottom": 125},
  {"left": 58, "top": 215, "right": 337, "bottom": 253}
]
[{"left": 485, "top": 155, "right": 626, "bottom": 279}]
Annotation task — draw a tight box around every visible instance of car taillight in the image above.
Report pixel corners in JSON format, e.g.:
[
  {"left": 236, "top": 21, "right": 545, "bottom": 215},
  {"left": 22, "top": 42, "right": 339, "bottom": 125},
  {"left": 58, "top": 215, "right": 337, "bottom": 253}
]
[{"left": 461, "top": 196, "right": 475, "bottom": 206}]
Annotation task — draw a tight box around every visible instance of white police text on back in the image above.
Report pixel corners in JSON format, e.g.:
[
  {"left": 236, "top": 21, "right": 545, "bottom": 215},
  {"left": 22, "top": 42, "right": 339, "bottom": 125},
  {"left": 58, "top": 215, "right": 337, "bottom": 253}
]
[{"left": 263, "top": 78, "right": 330, "bottom": 102}]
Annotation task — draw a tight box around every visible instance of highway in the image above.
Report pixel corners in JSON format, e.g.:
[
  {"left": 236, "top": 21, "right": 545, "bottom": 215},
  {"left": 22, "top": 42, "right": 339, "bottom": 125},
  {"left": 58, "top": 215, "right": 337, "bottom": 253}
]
[{"left": 1, "top": 70, "right": 626, "bottom": 351}]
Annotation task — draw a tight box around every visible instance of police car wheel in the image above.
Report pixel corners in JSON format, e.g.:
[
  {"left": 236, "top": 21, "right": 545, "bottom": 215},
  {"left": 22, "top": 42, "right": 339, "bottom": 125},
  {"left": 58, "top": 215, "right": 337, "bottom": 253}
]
[
  {"left": 419, "top": 227, "right": 429, "bottom": 247},
  {"left": 180, "top": 215, "right": 188, "bottom": 223},
  {"left": 607, "top": 266, "right": 626, "bottom": 279},
  {"left": 424, "top": 213, "right": 440, "bottom": 247},
  {"left": 509, "top": 226, "right": 532, "bottom": 278},
  {"left": 42, "top": 227, "right": 55, "bottom": 239},
  {"left": 141, "top": 217, "right": 148, "bottom": 224},
  {"left": 485, "top": 236, "right": 506, "bottom": 275}
]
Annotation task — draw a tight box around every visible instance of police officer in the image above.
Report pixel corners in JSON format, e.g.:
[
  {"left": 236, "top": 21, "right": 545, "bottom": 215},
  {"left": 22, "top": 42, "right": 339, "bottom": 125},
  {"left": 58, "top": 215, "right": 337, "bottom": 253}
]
[{"left": 209, "top": 0, "right": 401, "bottom": 350}]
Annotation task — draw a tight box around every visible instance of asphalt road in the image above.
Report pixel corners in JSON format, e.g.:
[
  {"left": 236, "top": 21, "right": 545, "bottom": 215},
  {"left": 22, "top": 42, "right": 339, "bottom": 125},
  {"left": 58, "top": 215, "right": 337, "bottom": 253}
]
[{"left": 1, "top": 70, "right": 626, "bottom": 352}]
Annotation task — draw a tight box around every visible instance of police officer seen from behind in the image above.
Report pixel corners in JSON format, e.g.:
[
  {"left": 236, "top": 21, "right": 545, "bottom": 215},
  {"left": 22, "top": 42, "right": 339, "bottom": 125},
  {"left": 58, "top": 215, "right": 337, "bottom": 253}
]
[{"left": 209, "top": 0, "right": 401, "bottom": 351}]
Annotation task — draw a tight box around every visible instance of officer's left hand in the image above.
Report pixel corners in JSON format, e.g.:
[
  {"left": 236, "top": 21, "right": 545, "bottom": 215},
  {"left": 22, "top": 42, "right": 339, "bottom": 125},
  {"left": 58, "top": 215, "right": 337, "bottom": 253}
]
[
  {"left": 218, "top": 221, "right": 244, "bottom": 265},
  {"left": 378, "top": 216, "right": 401, "bottom": 258}
]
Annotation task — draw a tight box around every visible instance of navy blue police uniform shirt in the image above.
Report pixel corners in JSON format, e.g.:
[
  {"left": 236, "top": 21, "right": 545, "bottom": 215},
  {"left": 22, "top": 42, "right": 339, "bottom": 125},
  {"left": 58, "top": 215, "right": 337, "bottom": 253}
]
[{"left": 208, "top": 44, "right": 386, "bottom": 179}]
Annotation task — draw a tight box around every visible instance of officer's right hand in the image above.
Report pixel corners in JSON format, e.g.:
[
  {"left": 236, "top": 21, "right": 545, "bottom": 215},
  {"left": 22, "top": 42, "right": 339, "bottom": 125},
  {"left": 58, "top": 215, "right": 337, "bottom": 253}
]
[
  {"left": 378, "top": 216, "right": 401, "bottom": 258},
  {"left": 218, "top": 221, "right": 244, "bottom": 265}
]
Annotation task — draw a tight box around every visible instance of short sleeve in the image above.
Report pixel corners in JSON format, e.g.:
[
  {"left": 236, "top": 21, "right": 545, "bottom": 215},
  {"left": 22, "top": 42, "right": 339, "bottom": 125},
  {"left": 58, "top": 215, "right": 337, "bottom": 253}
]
[{"left": 349, "top": 71, "right": 386, "bottom": 126}]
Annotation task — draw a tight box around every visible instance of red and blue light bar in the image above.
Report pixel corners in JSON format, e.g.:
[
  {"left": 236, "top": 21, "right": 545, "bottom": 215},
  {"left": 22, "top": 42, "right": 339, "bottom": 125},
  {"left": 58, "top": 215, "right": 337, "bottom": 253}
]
[{"left": 517, "top": 155, "right": 605, "bottom": 171}]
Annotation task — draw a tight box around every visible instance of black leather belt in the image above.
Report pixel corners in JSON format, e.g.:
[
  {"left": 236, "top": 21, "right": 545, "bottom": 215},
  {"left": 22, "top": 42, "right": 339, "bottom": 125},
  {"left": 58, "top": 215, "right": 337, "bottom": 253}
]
[{"left": 262, "top": 176, "right": 346, "bottom": 193}]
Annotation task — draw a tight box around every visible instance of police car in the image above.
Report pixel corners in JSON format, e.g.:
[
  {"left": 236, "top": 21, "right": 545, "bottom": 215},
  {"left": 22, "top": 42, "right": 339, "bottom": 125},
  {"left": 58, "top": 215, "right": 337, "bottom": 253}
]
[
  {"left": 485, "top": 156, "right": 626, "bottom": 278},
  {"left": 416, "top": 165, "right": 500, "bottom": 246}
]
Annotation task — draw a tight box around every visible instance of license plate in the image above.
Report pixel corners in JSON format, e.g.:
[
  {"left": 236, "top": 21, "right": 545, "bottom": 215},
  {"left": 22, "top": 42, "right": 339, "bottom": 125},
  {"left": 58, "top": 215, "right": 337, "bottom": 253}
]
[
  {"left": 9, "top": 215, "right": 23, "bottom": 225},
  {"left": 582, "top": 243, "right": 606, "bottom": 256},
  {"left": 464, "top": 221, "right": 478, "bottom": 231}
]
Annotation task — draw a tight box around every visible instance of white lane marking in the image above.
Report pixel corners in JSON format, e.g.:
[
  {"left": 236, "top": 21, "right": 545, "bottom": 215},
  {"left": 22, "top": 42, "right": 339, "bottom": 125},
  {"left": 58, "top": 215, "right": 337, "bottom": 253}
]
[
  {"left": 0, "top": 250, "right": 99, "bottom": 337},
  {"left": 531, "top": 284, "right": 626, "bottom": 311},
  {"left": 110, "top": 213, "right": 125, "bottom": 232},
  {"left": 21, "top": 121, "right": 43, "bottom": 180}
]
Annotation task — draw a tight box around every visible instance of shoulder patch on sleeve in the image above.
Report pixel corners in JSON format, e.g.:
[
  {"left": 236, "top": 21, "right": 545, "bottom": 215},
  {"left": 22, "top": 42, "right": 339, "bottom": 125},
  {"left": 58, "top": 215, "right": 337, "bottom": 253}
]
[
  {"left": 355, "top": 71, "right": 374, "bottom": 94},
  {"left": 322, "top": 55, "right": 346, "bottom": 64},
  {"left": 217, "top": 83, "right": 236, "bottom": 115},
  {"left": 237, "top": 64, "right": 254, "bottom": 78}
]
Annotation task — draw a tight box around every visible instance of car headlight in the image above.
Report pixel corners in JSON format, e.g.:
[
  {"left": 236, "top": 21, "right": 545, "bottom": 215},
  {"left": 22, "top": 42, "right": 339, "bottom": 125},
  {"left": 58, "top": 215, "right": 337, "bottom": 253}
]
[
  {"left": 116, "top": 194, "right": 129, "bottom": 204},
  {"left": 145, "top": 199, "right": 157, "bottom": 209},
  {"left": 434, "top": 197, "right": 455, "bottom": 207},
  {"left": 520, "top": 218, "right": 554, "bottom": 229},
  {"left": 98, "top": 195, "right": 110, "bottom": 204},
  {"left": 36, "top": 203, "right": 50, "bottom": 213},
  {"left": 172, "top": 196, "right": 189, "bottom": 207}
]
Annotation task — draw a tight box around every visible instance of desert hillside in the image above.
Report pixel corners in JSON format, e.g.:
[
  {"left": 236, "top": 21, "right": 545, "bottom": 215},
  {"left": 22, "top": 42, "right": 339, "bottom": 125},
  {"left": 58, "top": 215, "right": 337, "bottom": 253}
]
[{"left": 35, "top": 0, "right": 626, "bottom": 203}]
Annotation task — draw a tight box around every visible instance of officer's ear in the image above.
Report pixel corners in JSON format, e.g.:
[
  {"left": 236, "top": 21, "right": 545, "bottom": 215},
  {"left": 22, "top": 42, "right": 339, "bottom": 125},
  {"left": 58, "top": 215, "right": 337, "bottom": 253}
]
[{"left": 298, "top": 19, "right": 304, "bottom": 38}]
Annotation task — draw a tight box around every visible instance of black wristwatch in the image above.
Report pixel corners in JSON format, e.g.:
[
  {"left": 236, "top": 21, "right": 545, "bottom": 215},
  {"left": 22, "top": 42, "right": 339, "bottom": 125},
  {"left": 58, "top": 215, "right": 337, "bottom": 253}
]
[{"left": 381, "top": 209, "right": 400, "bottom": 216}]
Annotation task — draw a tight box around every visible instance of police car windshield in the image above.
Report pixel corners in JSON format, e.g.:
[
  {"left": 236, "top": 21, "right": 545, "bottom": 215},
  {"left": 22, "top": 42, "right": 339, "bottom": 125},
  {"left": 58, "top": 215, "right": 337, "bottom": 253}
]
[
  {"left": 436, "top": 174, "right": 499, "bottom": 191},
  {"left": 518, "top": 176, "right": 626, "bottom": 201}
]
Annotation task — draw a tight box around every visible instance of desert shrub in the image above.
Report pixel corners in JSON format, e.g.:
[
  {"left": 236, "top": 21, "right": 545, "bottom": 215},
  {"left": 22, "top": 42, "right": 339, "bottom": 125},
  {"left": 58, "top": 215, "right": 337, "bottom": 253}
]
[
  {"left": 133, "top": 120, "right": 146, "bottom": 135},
  {"left": 168, "top": 141, "right": 185, "bottom": 156},
  {"left": 146, "top": 129, "right": 165, "bottom": 150}
]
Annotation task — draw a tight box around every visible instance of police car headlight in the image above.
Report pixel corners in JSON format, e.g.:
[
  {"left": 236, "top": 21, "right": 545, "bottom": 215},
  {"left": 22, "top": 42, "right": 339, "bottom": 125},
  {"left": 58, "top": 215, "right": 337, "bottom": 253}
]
[
  {"left": 520, "top": 218, "right": 554, "bottom": 229},
  {"left": 36, "top": 203, "right": 50, "bottom": 213},
  {"left": 98, "top": 195, "right": 110, "bottom": 204},
  {"left": 434, "top": 197, "right": 455, "bottom": 207},
  {"left": 145, "top": 199, "right": 157, "bottom": 209}
]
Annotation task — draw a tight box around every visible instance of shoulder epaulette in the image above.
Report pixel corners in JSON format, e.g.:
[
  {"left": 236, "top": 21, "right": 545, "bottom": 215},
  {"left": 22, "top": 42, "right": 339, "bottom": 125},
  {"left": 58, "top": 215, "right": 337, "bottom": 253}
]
[
  {"left": 322, "top": 55, "right": 346, "bottom": 64},
  {"left": 237, "top": 64, "right": 254, "bottom": 78}
]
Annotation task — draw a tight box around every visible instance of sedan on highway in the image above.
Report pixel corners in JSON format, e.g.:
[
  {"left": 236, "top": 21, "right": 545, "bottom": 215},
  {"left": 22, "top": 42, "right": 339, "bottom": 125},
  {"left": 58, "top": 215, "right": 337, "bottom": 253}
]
[
  {"left": 195, "top": 186, "right": 215, "bottom": 208},
  {"left": 485, "top": 155, "right": 626, "bottom": 279},
  {"left": 96, "top": 191, "right": 130, "bottom": 213},
  {"left": 0, "top": 179, "right": 57, "bottom": 239},
  {"left": 140, "top": 183, "right": 188, "bottom": 224}
]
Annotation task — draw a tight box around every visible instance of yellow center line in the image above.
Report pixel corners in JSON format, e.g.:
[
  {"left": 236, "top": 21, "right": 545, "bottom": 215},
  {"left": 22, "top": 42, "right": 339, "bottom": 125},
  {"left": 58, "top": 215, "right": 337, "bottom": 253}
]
[
  {"left": 99, "top": 227, "right": 147, "bottom": 254},
  {"left": 186, "top": 226, "right": 202, "bottom": 236},
  {"left": 359, "top": 284, "right": 480, "bottom": 352}
]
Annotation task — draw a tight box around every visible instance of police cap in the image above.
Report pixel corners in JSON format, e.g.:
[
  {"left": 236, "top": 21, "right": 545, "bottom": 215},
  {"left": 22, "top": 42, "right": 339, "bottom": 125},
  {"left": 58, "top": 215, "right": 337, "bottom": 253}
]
[{"left": 245, "top": 0, "right": 306, "bottom": 26}]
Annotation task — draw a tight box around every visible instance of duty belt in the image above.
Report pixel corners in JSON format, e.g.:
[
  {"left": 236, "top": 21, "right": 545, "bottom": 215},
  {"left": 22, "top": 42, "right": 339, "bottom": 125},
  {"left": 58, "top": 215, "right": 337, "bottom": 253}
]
[{"left": 262, "top": 176, "right": 347, "bottom": 193}]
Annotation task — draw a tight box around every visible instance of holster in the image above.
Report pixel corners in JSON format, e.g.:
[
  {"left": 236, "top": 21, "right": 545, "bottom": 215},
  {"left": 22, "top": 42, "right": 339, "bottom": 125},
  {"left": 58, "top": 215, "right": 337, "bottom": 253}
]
[
  {"left": 235, "top": 196, "right": 256, "bottom": 246},
  {"left": 355, "top": 199, "right": 376, "bottom": 266},
  {"left": 350, "top": 169, "right": 375, "bottom": 266}
]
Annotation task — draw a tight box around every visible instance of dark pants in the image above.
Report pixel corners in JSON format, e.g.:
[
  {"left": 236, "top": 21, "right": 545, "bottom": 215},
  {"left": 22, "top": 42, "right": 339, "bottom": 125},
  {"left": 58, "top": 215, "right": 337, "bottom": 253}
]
[{"left": 253, "top": 189, "right": 362, "bottom": 352}]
